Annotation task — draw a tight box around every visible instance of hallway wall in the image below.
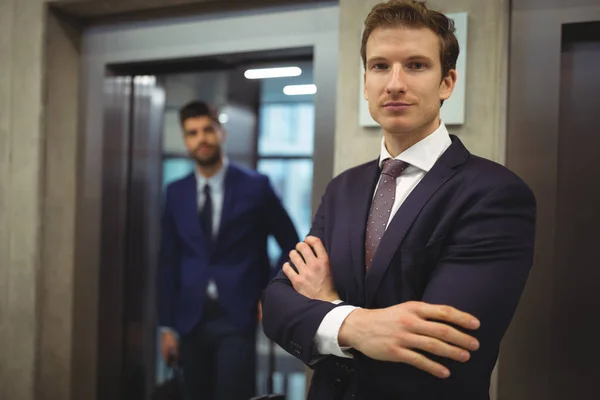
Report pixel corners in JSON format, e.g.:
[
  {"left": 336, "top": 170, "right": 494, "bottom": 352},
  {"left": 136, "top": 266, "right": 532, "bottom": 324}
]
[
  {"left": 0, "top": 1, "right": 47, "bottom": 399},
  {"left": 1, "top": 0, "right": 82, "bottom": 398}
]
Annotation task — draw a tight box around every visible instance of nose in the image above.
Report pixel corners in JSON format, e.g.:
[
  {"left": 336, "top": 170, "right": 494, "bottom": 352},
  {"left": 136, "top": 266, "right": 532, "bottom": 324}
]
[
  {"left": 386, "top": 64, "right": 407, "bottom": 95},
  {"left": 195, "top": 130, "right": 211, "bottom": 144}
]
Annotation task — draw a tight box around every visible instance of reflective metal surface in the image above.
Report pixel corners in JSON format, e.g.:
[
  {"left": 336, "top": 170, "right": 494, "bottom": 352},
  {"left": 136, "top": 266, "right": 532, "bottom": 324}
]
[{"left": 97, "top": 75, "right": 165, "bottom": 399}]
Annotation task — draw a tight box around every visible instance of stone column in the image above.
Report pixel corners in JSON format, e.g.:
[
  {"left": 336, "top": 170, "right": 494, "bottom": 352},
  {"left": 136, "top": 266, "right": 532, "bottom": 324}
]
[
  {"left": 0, "top": 1, "right": 80, "bottom": 398},
  {"left": 0, "top": 0, "right": 46, "bottom": 399}
]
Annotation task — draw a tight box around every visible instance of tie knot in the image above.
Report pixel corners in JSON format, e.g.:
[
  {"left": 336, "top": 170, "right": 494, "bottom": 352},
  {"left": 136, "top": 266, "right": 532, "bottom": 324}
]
[
  {"left": 203, "top": 184, "right": 211, "bottom": 195},
  {"left": 381, "top": 158, "right": 408, "bottom": 178}
]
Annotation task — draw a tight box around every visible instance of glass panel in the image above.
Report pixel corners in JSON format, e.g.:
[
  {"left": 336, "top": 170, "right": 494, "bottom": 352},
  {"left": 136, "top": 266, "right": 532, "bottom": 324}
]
[
  {"left": 162, "top": 157, "right": 195, "bottom": 187},
  {"left": 258, "top": 103, "right": 315, "bottom": 157},
  {"left": 257, "top": 158, "right": 313, "bottom": 266},
  {"left": 256, "top": 158, "right": 312, "bottom": 400}
]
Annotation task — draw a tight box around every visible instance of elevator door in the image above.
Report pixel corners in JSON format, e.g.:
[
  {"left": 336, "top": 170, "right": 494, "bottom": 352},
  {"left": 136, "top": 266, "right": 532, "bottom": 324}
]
[
  {"left": 98, "top": 75, "right": 164, "bottom": 400},
  {"left": 503, "top": 3, "right": 600, "bottom": 399},
  {"left": 553, "top": 23, "right": 600, "bottom": 399}
]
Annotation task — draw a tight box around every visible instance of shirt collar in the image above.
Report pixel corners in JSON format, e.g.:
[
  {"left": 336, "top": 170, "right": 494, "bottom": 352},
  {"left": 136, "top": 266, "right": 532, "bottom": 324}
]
[
  {"left": 195, "top": 157, "right": 229, "bottom": 192},
  {"left": 379, "top": 121, "right": 452, "bottom": 173}
]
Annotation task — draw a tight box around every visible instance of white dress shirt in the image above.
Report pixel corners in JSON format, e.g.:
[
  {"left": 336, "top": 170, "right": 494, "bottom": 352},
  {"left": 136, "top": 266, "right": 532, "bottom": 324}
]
[
  {"left": 314, "top": 122, "right": 452, "bottom": 357},
  {"left": 196, "top": 157, "right": 229, "bottom": 299}
]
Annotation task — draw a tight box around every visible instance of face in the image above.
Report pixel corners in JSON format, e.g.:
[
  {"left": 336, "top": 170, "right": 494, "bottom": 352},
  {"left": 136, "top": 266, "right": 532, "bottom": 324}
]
[
  {"left": 363, "top": 26, "right": 457, "bottom": 139},
  {"left": 182, "top": 116, "right": 225, "bottom": 167}
]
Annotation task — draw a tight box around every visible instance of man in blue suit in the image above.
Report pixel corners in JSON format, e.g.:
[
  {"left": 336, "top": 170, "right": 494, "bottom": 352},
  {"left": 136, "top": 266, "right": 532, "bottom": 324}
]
[
  {"left": 158, "top": 100, "right": 299, "bottom": 400},
  {"left": 262, "top": 1, "right": 536, "bottom": 399}
]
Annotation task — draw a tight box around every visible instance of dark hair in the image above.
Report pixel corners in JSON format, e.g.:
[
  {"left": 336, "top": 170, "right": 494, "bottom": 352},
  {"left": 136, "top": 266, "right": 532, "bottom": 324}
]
[
  {"left": 361, "top": 0, "right": 459, "bottom": 79},
  {"left": 178, "top": 101, "right": 220, "bottom": 126}
]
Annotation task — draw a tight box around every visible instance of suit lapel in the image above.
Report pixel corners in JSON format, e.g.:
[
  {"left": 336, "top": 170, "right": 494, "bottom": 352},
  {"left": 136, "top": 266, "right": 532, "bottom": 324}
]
[
  {"left": 364, "top": 136, "right": 470, "bottom": 307},
  {"left": 347, "top": 160, "right": 381, "bottom": 303}
]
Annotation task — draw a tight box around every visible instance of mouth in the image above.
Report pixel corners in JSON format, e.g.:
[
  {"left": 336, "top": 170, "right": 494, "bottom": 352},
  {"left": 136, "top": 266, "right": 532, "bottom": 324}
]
[
  {"left": 383, "top": 102, "right": 412, "bottom": 112},
  {"left": 196, "top": 145, "right": 214, "bottom": 153}
]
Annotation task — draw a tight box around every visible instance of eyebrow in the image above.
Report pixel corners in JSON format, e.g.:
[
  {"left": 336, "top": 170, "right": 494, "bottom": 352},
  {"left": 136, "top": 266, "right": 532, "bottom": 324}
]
[
  {"left": 366, "top": 56, "right": 389, "bottom": 65},
  {"left": 405, "top": 55, "right": 434, "bottom": 63},
  {"left": 366, "top": 55, "right": 435, "bottom": 65}
]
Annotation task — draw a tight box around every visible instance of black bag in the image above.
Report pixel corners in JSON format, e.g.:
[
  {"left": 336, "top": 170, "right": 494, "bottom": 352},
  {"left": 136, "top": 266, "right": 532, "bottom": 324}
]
[{"left": 152, "top": 360, "right": 184, "bottom": 400}]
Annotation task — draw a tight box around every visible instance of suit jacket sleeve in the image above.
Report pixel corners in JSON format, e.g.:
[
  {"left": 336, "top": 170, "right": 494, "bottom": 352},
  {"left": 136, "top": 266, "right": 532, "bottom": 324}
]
[
  {"left": 263, "top": 177, "right": 300, "bottom": 281},
  {"left": 262, "top": 183, "right": 341, "bottom": 365},
  {"left": 157, "top": 186, "right": 181, "bottom": 329},
  {"left": 420, "top": 181, "right": 536, "bottom": 381}
]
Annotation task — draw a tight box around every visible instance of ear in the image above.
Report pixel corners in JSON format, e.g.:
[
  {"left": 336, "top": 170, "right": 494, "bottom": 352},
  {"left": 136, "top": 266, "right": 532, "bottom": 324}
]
[
  {"left": 363, "top": 71, "right": 368, "bottom": 101},
  {"left": 439, "top": 69, "right": 457, "bottom": 102},
  {"left": 218, "top": 126, "right": 227, "bottom": 142}
]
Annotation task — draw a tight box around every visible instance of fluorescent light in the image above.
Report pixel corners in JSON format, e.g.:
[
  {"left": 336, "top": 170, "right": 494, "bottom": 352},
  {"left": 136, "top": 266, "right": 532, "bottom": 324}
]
[
  {"left": 244, "top": 67, "right": 302, "bottom": 79},
  {"left": 134, "top": 75, "right": 156, "bottom": 85},
  {"left": 283, "top": 84, "right": 317, "bottom": 96},
  {"left": 218, "top": 113, "right": 229, "bottom": 124}
]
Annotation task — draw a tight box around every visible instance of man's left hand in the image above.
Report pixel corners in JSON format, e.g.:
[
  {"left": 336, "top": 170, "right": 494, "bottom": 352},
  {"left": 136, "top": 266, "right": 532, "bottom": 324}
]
[
  {"left": 257, "top": 300, "right": 263, "bottom": 323},
  {"left": 283, "top": 236, "right": 339, "bottom": 302}
]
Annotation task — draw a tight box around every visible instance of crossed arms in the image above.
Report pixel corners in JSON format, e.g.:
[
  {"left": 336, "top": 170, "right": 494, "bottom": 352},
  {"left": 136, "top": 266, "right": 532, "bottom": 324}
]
[{"left": 262, "top": 181, "right": 536, "bottom": 380}]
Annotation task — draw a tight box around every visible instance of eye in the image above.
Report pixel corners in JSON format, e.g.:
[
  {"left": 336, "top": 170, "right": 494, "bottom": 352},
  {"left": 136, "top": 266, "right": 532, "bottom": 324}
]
[
  {"left": 408, "top": 62, "right": 426, "bottom": 70},
  {"left": 372, "top": 63, "right": 389, "bottom": 71}
]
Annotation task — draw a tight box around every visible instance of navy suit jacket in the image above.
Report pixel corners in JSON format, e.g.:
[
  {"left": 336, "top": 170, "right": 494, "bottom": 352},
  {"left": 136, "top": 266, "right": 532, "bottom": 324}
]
[
  {"left": 158, "top": 162, "right": 299, "bottom": 335},
  {"left": 262, "top": 136, "right": 537, "bottom": 400}
]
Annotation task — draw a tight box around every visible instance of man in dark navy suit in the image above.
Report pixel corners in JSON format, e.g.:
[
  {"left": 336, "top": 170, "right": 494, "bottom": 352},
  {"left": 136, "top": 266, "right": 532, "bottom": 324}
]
[
  {"left": 158, "top": 101, "right": 299, "bottom": 400},
  {"left": 262, "top": 1, "right": 537, "bottom": 399}
]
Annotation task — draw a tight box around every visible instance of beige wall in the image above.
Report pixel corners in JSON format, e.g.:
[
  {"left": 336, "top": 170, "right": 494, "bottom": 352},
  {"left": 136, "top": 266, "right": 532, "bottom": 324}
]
[
  {"left": 334, "top": 0, "right": 509, "bottom": 174},
  {"left": 39, "top": 10, "right": 81, "bottom": 400},
  {"left": 0, "top": 0, "right": 45, "bottom": 399},
  {"left": 0, "top": 1, "right": 80, "bottom": 399}
]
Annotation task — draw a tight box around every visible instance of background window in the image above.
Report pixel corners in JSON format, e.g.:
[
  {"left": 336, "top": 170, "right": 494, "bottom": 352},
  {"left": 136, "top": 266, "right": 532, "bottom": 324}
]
[{"left": 256, "top": 102, "right": 315, "bottom": 266}]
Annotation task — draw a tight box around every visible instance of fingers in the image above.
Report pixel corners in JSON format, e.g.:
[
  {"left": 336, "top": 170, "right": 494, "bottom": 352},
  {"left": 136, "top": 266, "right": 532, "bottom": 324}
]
[
  {"left": 296, "top": 242, "right": 317, "bottom": 263},
  {"left": 257, "top": 301, "right": 263, "bottom": 323},
  {"left": 282, "top": 262, "right": 298, "bottom": 280},
  {"left": 404, "top": 333, "right": 470, "bottom": 363},
  {"left": 170, "top": 346, "right": 179, "bottom": 362},
  {"left": 304, "top": 236, "right": 328, "bottom": 259},
  {"left": 161, "top": 338, "right": 178, "bottom": 363},
  {"left": 415, "top": 303, "right": 480, "bottom": 331},
  {"left": 288, "top": 238, "right": 329, "bottom": 276},
  {"left": 394, "top": 347, "right": 450, "bottom": 379},
  {"left": 412, "top": 318, "right": 479, "bottom": 352},
  {"left": 288, "top": 249, "right": 305, "bottom": 273}
]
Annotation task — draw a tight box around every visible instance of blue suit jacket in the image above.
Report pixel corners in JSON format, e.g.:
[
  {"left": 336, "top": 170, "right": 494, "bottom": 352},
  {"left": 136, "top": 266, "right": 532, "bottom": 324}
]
[
  {"left": 158, "top": 162, "right": 299, "bottom": 335},
  {"left": 262, "top": 136, "right": 537, "bottom": 399}
]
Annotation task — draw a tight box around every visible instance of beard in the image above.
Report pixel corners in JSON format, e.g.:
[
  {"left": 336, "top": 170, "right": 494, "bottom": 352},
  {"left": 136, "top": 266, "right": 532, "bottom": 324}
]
[{"left": 192, "top": 144, "right": 222, "bottom": 167}]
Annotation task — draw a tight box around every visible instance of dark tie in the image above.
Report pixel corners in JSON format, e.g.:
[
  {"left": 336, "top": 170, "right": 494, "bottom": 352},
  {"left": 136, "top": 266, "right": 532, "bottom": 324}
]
[
  {"left": 365, "top": 158, "right": 409, "bottom": 270},
  {"left": 200, "top": 184, "right": 213, "bottom": 240}
]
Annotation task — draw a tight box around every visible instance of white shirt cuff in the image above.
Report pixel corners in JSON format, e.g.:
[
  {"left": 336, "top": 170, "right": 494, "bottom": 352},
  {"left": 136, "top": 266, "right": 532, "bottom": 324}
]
[{"left": 314, "top": 302, "right": 358, "bottom": 358}]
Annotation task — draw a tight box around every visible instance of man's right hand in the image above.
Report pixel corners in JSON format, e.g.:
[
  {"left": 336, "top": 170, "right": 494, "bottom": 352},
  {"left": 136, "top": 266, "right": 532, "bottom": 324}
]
[
  {"left": 338, "top": 301, "right": 480, "bottom": 379},
  {"left": 161, "top": 329, "right": 179, "bottom": 364}
]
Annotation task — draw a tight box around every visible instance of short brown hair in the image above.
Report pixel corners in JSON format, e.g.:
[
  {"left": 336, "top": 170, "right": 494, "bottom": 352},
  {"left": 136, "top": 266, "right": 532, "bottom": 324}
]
[
  {"left": 360, "top": 0, "right": 459, "bottom": 79},
  {"left": 178, "top": 100, "right": 220, "bottom": 126}
]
